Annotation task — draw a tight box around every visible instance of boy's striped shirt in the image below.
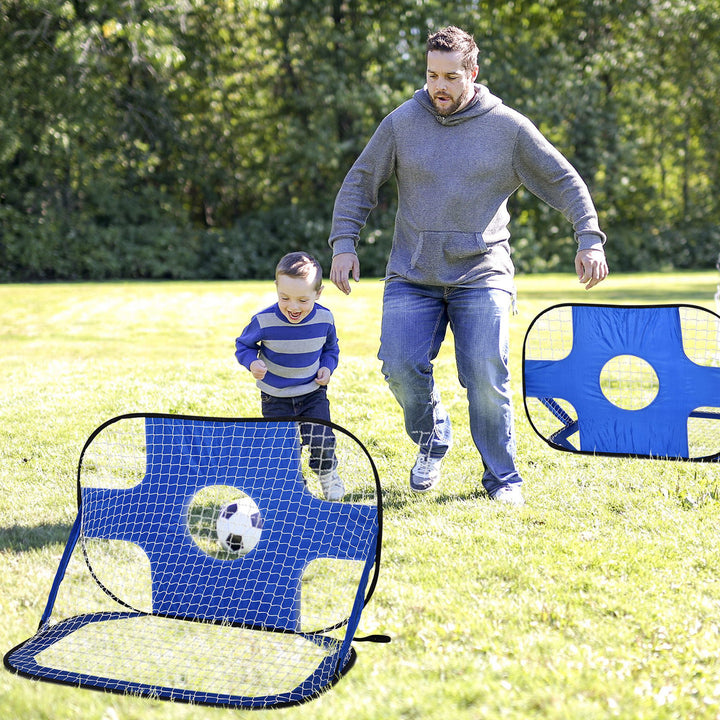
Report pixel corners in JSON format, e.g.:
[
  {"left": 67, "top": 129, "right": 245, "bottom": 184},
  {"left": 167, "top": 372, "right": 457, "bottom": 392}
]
[{"left": 235, "top": 303, "right": 339, "bottom": 397}]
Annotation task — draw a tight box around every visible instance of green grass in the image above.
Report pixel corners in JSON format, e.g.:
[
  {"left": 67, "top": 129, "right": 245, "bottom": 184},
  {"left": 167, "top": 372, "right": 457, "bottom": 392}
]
[{"left": 2, "top": 270, "right": 720, "bottom": 720}]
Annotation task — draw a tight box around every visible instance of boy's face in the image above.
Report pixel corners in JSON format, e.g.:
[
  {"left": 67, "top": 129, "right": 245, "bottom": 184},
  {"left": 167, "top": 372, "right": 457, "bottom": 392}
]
[{"left": 276, "top": 272, "right": 322, "bottom": 323}]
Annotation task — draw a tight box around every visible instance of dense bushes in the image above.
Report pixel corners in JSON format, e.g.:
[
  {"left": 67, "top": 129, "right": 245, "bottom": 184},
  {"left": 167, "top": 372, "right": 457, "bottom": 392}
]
[
  {"left": 2, "top": 0, "right": 719, "bottom": 282},
  {"left": 3, "top": 197, "right": 720, "bottom": 283},
  {"left": 0, "top": 202, "right": 395, "bottom": 282}
]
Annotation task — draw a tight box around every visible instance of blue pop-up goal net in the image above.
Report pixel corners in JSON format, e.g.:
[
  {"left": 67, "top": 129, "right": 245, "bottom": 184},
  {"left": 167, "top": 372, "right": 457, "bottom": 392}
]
[
  {"left": 523, "top": 303, "right": 720, "bottom": 460},
  {"left": 4, "top": 414, "right": 385, "bottom": 709}
]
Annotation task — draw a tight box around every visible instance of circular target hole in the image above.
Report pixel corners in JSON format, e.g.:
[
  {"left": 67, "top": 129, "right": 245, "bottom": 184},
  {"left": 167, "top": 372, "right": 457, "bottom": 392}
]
[{"left": 600, "top": 355, "right": 659, "bottom": 410}]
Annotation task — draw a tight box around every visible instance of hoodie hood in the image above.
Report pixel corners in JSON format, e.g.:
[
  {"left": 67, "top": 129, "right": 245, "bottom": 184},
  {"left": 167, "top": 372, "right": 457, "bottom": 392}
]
[{"left": 413, "top": 83, "right": 503, "bottom": 126}]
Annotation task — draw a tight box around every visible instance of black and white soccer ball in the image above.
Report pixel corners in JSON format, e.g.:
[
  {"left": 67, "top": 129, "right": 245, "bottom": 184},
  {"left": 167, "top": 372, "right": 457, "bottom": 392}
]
[{"left": 216, "top": 496, "right": 264, "bottom": 555}]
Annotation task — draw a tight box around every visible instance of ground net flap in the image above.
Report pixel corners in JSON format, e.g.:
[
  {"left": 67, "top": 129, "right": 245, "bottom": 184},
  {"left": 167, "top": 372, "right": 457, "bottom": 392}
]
[
  {"left": 4, "top": 414, "right": 384, "bottom": 709},
  {"left": 523, "top": 303, "right": 720, "bottom": 460}
]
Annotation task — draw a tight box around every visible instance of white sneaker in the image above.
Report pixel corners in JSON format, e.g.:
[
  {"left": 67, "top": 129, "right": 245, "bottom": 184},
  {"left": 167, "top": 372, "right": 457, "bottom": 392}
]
[
  {"left": 491, "top": 485, "right": 525, "bottom": 506},
  {"left": 410, "top": 453, "right": 442, "bottom": 493},
  {"left": 318, "top": 469, "right": 345, "bottom": 501}
]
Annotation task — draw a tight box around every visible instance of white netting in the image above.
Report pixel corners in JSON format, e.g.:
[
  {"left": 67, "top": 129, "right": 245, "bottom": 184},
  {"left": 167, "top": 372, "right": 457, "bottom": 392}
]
[
  {"left": 523, "top": 305, "right": 579, "bottom": 450},
  {"left": 680, "top": 306, "right": 720, "bottom": 457},
  {"left": 680, "top": 305, "right": 720, "bottom": 367},
  {"left": 523, "top": 304, "right": 574, "bottom": 361},
  {"left": 35, "top": 615, "right": 338, "bottom": 700},
  {"left": 599, "top": 354, "right": 659, "bottom": 410}
]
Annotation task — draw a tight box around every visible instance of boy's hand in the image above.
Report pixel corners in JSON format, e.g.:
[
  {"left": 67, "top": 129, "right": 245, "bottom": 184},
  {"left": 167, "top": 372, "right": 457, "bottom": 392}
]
[
  {"left": 250, "top": 359, "right": 267, "bottom": 380},
  {"left": 316, "top": 367, "right": 331, "bottom": 386}
]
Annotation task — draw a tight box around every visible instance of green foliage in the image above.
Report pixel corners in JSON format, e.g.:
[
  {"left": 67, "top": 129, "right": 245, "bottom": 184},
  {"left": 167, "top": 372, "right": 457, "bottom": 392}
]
[
  {"left": 1, "top": 0, "right": 719, "bottom": 281},
  {"left": 199, "top": 205, "right": 337, "bottom": 281}
]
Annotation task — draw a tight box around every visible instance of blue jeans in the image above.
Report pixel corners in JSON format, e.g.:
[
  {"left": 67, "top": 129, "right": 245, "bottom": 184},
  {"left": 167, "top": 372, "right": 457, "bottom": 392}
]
[
  {"left": 260, "top": 386, "right": 337, "bottom": 475},
  {"left": 378, "top": 279, "right": 522, "bottom": 495}
]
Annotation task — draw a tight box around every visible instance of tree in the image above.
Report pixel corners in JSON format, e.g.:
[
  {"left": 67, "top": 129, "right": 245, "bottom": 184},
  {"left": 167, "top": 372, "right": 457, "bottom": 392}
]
[{"left": 2, "top": 0, "right": 719, "bottom": 280}]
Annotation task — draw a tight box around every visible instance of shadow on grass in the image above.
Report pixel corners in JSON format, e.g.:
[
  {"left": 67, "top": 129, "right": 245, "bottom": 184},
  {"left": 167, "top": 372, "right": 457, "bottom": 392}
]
[
  {"left": 545, "top": 288, "right": 715, "bottom": 304},
  {"left": 432, "top": 486, "right": 490, "bottom": 504},
  {"left": 379, "top": 485, "right": 489, "bottom": 510},
  {"left": 596, "top": 288, "right": 718, "bottom": 303},
  {"left": 0, "top": 523, "right": 73, "bottom": 552},
  {"left": 518, "top": 279, "right": 718, "bottom": 305}
]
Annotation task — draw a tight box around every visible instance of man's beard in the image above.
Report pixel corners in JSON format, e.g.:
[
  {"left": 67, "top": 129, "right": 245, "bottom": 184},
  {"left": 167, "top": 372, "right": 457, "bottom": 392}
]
[{"left": 432, "top": 88, "right": 473, "bottom": 117}]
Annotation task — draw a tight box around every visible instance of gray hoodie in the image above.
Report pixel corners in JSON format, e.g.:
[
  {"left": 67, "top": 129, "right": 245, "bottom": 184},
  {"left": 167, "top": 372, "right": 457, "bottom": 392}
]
[{"left": 329, "top": 84, "right": 606, "bottom": 291}]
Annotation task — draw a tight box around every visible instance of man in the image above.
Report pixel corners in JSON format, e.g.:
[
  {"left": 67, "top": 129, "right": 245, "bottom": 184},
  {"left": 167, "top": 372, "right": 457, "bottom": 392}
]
[{"left": 328, "top": 26, "right": 608, "bottom": 506}]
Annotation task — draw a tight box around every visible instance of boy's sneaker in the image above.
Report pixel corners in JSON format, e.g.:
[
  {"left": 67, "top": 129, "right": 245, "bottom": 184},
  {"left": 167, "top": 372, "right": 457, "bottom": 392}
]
[
  {"left": 319, "top": 469, "right": 345, "bottom": 501},
  {"left": 491, "top": 485, "right": 525, "bottom": 506},
  {"left": 410, "top": 453, "right": 442, "bottom": 493}
]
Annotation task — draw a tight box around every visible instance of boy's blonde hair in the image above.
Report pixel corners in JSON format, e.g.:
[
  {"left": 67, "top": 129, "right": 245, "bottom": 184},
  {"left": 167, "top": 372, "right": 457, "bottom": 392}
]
[{"left": 275, "top": 252, "right": 323, "bottom": 292}]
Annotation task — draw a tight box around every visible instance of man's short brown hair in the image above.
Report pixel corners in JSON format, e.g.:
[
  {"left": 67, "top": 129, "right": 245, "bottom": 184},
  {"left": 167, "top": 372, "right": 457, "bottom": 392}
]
[{"left": 426, "top": 26, "right": 479, "bottom": 72}]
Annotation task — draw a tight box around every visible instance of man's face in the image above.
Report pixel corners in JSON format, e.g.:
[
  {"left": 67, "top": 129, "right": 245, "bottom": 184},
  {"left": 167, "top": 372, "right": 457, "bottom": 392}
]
[{"left": 426, "top": 50, "right": 479, "bottom": 116}]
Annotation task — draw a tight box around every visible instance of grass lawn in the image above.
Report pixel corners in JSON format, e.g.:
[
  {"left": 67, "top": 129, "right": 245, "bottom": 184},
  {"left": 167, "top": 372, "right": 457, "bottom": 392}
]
[{"left": 2, "top": 270, "right": 720, "bottom": 720}]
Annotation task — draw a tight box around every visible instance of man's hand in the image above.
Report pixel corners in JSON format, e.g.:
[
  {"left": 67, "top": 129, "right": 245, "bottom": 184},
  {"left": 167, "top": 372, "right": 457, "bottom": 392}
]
[
  {"left": 250, "top": 359, "right": 267, "bottom": 380},
  {"left": 330, "top": 253, "right": 361, "bottom": 295},
  {"left": 575, "top": 248, "right": 609, "bottom": 290}
]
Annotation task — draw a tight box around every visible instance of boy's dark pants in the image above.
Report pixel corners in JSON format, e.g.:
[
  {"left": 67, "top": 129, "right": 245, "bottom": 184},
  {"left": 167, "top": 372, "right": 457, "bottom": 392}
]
[{"left": 260, "top": 386, "right": 337, "bottom": 475}]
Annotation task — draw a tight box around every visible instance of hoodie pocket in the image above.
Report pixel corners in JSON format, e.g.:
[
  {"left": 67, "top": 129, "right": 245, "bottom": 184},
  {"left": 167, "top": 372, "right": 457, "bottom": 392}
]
[{"left": 413, "top": 231, "right": 489, "bottom": 267}]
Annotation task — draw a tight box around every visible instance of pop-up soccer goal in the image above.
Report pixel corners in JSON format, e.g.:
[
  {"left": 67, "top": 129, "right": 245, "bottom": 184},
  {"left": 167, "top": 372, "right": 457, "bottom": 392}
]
[
  {"left": 523, "top": 303, "right": 720, "bottom": 460},
  {"left": 4, "top": 413, "right": 385, "bottom": 709}
]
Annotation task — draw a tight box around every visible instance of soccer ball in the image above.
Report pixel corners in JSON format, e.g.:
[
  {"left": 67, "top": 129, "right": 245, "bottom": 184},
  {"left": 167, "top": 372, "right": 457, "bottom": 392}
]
[{"left": 216, "top": 496, "right": 264, "bottom": 555}]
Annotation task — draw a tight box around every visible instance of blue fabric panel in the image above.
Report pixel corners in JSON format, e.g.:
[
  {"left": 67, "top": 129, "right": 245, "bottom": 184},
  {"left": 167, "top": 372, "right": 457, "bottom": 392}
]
[
  {"left": 81, "top": 417, "right": 378, "bottom": 631},
  {"left": 524, "top": 305, "right": 720, "bottom": 457}
]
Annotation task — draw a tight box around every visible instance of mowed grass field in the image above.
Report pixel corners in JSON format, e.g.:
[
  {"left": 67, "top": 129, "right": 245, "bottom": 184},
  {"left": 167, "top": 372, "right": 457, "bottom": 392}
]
[{"left": 2, "top": 270, "right": 720, "bottom": 720}]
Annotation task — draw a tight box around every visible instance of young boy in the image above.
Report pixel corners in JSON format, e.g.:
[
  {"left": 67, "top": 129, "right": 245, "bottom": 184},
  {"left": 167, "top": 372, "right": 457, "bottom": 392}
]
[{"left": 234, "top": 251, "right": 344, "bottom": 501}]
